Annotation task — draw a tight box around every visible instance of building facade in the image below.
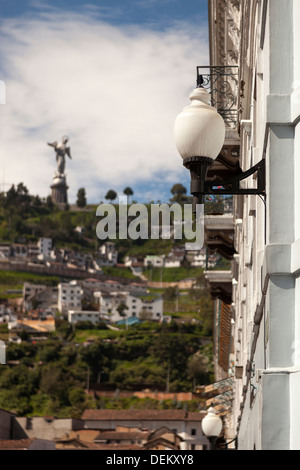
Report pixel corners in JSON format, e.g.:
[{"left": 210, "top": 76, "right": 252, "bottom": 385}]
[
  {"left": 97, "top": 290, "right": 164, "bottom": 324},
  {"left": 81, "top": 409, "right": 209, "bottom": 451},
  {"left": 37, "top": 237, "right": 52, "bottom": 259},
  {"left": 205, "top": 0, "right": 300, "bottom": 450},
  {"left": 57, "top": 280, "right": 83, "bottom": 314},
  {"left": 68, "top": 309, "right": 103, "bottom": 326}
]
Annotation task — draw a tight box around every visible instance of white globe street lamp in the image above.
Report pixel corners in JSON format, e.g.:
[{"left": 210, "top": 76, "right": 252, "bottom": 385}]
[
  {"left": 174, "top": 75, "right": 265, "bottom": 216},
  {"left": 201, "top": 407, "right": 223, "bottom": 450},
  {"left": 174, "top": 86, "right": 225, "bottom": 213},
  {"left": 174, "top": 87, "right": 225, "bottom": 162}
]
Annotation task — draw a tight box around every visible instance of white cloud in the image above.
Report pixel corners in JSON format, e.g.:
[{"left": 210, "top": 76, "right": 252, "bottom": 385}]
[{"left": 0, "top": 10, "right": 209, "bottom": 203}]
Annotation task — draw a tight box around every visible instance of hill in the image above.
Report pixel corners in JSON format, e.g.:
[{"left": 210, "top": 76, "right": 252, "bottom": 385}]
[{"left": 0, "top": 182, "right": 228, "bottom": 417}]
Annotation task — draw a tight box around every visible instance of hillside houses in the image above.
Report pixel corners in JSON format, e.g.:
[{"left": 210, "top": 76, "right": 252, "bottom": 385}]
[
  {"left": 96, "top": 291, "right": 164, "bottom": 324},
  {"left": 143, "top": 246, "right": 219, "bottom": 270},
  {"left": 0, "top": 238, "right": 52, "bottom": 262},
  {"left": 68, "top": 282, "right": 164, "bottom": 325},
  {"left": 13, "top": 276, "right": 163, "bottom": 329},
  {"left": 23, "top": 283, "right": 58, "bottom": 314},
  {"left": 0, "top": 237, "right": 220, "bottom": 281},
  {"left": 0, "top": 235, "right": 223, "bottom": 333},
  {"left": 0, "top": 240, "right": 118, "bottom": 274}
]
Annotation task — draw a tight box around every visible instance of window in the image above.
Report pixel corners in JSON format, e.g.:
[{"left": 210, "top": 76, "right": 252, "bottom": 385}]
[
  {"left": 191, "top": 428, "right": 197, "bottom": 436},
  {"left": 26, "top": 417, "right": 32, "bottom": 430}
]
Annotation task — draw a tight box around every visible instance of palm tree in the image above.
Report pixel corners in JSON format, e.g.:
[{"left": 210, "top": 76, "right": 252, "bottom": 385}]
[
  {"left": 105, "top": 190, "right": 117, "bottom": 202},
  {"left": 123, "top": 187, "right": 134, "bottom": 203}
]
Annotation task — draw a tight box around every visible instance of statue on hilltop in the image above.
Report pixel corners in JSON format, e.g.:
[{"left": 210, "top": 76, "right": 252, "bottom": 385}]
[
  {"left": 48, "top": 136, "right": 71, "bottom": 205},
  {"left": 48, "top": 135, "right": 72, "bottom": 177}
]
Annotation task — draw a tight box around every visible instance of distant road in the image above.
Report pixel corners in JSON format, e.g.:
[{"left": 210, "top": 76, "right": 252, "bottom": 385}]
[
  {"left": 0, "top": 260, "right": 145, "bottom": 285},
  {"left": 147, "top": 280, "right": 196, "bottom": 289}
]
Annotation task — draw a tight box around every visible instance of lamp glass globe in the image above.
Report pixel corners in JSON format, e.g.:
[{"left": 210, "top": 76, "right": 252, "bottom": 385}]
[{"left": 174, "top": 87, "right": 225, "bottom": 161}]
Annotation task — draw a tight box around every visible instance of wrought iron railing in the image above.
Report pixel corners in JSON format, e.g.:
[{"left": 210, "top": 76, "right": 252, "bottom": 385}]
[{"left": 197, "top": 66, "right": 239, "bottom": 128}]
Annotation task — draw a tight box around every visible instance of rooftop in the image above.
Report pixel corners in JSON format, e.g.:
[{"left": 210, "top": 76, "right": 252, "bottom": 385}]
[
  {"left": 95, "top": 430, "right": 149, "bottom": 441},
  {"left": 81, "top": 409, "right": 205, "bottom": 422},
  {"left": 0, "top": 439, "right": 35, "bottom": 450}
]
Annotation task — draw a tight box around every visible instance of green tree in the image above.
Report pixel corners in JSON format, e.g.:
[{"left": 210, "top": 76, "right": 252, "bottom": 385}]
[
  {"left": 60, "top": 211, "right": 73, "bottom": 233},
  {"left": 139, "top": 308, "right": 153, "bottom": 321},
  {"left": 40, "top": 363, "right": 72, "bottom": 406},
  {"left": 38, "top": 342, "right": 61, "bottom": 362},
  {"left": 105, "top": 189, "right": 117, "bottom": 202},
  {"left": 46, "top": 195, "right": 54, "bottom": 211},
  {"left": 163, "top": 286, "right": 178, "bottom": 302},
  {"left": 170, "top": 184, "right": 187, "bottom": 204},
  {"left": 68, "top": 387, "right": 86, "bottom": 407},
  {"left": 187, "top": 353, "right": 210, "bottom": 389},
  {"left": 151, "top": 333, "right": 193, "bottom": 391},
  {"left": 80, "top": 341, "right": 114, "bottom": 383},
  {"left": 117, "top": 303, "right": 129, "bottom": 318},
  {"left": 40, "top": 364, "right": 64, "bottom": 397},
  {"left": 76, "top": 187, "right": 87, "bottom": 208},
  {"left": 110, "top": 362, "right": 165, "bottom": 390},
  {"left": 198, "top": 293, "right": 214, "bottom": 336},
  {"left": 0, "top": 364, "right": 40, "bottom": 414},
  {"left": 123, "top": 187, "right": 134, "bottom": 202},
  {"left": 32, "top": 195, "right": 42, "bottom": 206}
]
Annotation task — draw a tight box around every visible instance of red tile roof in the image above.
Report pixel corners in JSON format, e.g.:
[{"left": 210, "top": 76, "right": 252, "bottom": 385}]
[
  {"left": 0, "top": 439, "right": 35, "bottom": 450},
  {"left": 56, "top": 439, "right": 104, "bottom": 450},
  {"left": 95, "top": 431, "right": 149, "bottom": 441},
  {"left": 82, "top": 409, "right": 205, "bottom": 422},
  {"left": 88, "top": 443, "right": 144, "bottom": 450}
]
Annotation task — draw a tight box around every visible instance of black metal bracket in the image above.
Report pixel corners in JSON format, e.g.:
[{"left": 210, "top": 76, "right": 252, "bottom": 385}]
[
  {"left": 197, "top": 66, "right": 239, "bottom": 128},
  {"left": 218, "top": 436, "right": 238, "bottom": 450},
  {"left": 205, "top": 159, "right": 266, "bottom": 196},
  {"left": 183, "top": 157, "right": 266, "bottom": 215}
]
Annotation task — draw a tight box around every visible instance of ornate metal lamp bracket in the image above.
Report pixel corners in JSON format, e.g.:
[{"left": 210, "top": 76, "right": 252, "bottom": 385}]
[
  {"left": 204, "top": 159, "right": 266, "bottom": 196},
  {"left": 197, "top": 65, "right": 239, "bottom": 128}
]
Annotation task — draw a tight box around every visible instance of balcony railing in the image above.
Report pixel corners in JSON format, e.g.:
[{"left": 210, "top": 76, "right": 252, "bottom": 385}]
[{"left": 197, "top": 66, "right": 239, "bottom": 128}]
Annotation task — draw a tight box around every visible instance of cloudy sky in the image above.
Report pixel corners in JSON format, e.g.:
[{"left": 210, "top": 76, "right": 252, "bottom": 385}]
[{"left": 0, "top": 0, "right": 210, "bottom": 204}]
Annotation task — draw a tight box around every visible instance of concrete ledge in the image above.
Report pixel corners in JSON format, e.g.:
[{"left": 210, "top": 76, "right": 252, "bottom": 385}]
[
  {"left": 291, "top": 93, "right": 300, "bottom": 124},
  {"left": 291, "top": 238, "right": 300, "bottom": 276},
  {"left": 204, "top": 270, "right": 232, "bottom": 283},
  {"left": 267, "top": 95, "right": 291, "bottom": 124},
  {"left": 262, "top": 244, "right": 292, "bottom": 279},
  {"left": 262, "top": 240, "right": 300, "bottom": 279},
  {"left": 204, "top": 215, "right": 234, "bottom": 231}
]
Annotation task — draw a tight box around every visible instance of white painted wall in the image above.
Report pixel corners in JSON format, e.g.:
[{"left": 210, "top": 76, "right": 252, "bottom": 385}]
[
  {"left": 58, "top": 281, "right": 82, "bottom": 313},
  {"left": 228, "top": 0, "right": 300, "bottom": 450}
]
